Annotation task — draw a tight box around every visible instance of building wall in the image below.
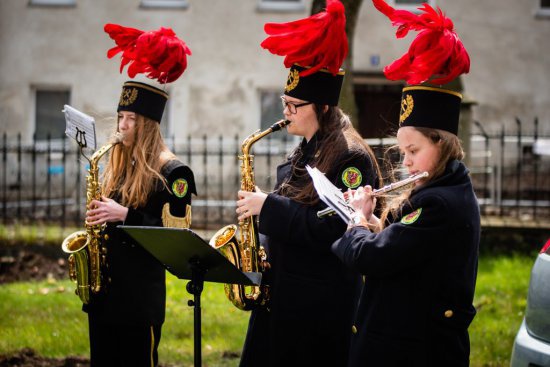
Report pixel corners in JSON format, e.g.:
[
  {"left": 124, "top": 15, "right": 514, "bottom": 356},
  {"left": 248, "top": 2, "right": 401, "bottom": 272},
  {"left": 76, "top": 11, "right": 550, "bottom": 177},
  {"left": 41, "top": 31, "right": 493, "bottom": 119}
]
[
  {"left": 356, "top": 0, "right": 550, "bottom": 135},
  {"left": 1, "top": 0, "right": 549, "bottom": 145}
]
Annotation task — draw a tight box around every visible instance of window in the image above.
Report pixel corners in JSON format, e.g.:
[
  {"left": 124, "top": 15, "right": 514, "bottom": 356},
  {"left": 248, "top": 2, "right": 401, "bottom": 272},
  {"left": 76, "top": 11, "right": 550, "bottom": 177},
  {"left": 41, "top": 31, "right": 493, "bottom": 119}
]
[
  {"left": 257, "top": 0, "right": 305, "bottom": 12},
  {"left": 260, "top": 90, "right": 287, "bottom": 141},
  {"left": 537, "top": 0, "right": 550, "bottom": 17},
  {"left": 35, "top": 90, "right": 70, "bottom": 141},
  {"left": 140, "top": 0, "right": 188, "bottom": 9},
  {"left": 354, "top": 75, "right": 403, "bottom": 138},
  {"left": 394, "top": 0, "right": 435, "bottom": 12},
  {"left": 29, "top": 0, "right": 76, "bottom": 6}
]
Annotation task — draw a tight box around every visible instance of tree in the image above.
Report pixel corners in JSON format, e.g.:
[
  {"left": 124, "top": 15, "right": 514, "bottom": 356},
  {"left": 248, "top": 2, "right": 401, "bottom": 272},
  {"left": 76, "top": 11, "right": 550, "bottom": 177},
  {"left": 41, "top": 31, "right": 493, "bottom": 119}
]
[{"left": 312, "top": 0, "right": 364, "bottom": 127}]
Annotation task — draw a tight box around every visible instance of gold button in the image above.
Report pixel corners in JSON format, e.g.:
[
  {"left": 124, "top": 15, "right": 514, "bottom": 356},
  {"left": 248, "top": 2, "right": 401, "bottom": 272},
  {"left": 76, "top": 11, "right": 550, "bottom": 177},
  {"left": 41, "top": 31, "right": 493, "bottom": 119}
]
[
  {"left": 104, "top": 234, "right": 109, "bottom": 241},
  {"left": 444, "top": 310, "right": 453, "bottom": 318},
  {"left": 352, "top": 325, "right": 358, "bottom": 334}
]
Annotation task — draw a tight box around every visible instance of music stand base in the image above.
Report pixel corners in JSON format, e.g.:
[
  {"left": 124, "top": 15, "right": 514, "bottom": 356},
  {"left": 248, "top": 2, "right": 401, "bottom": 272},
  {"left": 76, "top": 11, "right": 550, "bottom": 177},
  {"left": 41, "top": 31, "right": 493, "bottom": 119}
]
[{"left": 186, "top": 262, "right": 205, "bottom": 367}]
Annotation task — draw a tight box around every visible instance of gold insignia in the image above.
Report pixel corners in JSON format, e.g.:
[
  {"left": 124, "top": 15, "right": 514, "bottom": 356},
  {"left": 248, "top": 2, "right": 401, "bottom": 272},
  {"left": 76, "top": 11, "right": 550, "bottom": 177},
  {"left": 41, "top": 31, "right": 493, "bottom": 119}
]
[
  {"left": 119, "top": 87, "right": 139, "bottom": 107},
  {"left": 399, "top": 94, "right": 414, "bottom": 124},
  {"left": 285, "top": 69, "right": 300, "bottom": 92}
]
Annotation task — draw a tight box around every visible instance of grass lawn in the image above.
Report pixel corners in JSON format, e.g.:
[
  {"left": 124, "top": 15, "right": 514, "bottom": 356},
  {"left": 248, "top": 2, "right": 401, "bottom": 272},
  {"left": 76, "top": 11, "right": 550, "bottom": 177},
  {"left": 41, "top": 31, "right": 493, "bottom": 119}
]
[{"left": 0, "top": 253, "right": 535, "bottom": 367}]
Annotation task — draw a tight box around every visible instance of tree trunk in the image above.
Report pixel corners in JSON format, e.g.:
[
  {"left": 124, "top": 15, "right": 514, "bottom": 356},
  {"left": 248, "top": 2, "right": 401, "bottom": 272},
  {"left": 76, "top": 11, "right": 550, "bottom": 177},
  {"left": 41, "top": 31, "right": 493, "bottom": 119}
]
[{"left": 311, "top": 0, "right": 364, "bottom": 128}]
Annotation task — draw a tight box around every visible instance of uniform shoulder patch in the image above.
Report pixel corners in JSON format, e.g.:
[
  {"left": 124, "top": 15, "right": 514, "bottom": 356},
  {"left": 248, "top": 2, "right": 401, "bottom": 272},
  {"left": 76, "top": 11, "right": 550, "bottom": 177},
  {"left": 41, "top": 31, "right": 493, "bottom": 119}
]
[
  {"left": 341, "top": 167, "right": 362, "bottom": 189},
  {"left": 401, "top": 208, "right": 422, "bottom": 225},
  {"left": 172, "top": 178, "right": 188, "bottom": 198}
]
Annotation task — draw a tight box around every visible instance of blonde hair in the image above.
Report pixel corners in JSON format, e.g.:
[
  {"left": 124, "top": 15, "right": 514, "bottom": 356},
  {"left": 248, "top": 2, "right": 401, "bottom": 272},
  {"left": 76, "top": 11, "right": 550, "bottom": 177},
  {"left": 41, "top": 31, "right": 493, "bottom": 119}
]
[
  {"left": 102, "top": 115, "right": 176, "bottom": 208},
  {"left": 379, "top": 127, "right": 464, "bottom": 227}
]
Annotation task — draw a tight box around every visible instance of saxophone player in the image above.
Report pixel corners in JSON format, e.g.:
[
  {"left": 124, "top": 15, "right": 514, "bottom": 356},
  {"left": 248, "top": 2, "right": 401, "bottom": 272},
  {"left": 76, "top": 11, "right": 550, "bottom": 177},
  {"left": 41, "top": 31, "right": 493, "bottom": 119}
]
[
  {"left": 83, "top": 24, "right": 196, "bottom": 367},
  {"left": 236, "top": 2, "right": 382, "bottom": 366}
]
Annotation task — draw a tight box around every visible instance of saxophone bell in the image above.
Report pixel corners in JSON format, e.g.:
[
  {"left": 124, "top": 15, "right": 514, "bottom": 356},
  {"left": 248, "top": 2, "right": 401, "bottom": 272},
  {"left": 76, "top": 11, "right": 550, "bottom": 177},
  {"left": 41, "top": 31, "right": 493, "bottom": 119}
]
[
  {"left": 210, "top": 119, "right": 288, "bottom": 311},
  {"left": 61, "top": 138, "right": 121, "bottom": 304}
]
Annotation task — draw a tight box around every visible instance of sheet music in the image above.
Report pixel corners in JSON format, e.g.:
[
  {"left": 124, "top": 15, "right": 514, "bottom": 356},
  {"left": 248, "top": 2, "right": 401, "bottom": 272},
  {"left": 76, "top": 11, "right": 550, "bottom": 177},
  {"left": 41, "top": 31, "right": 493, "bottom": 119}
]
[
  {"left": 306, "top": 165, "right": 355, "bottom": 223},
  {"left": 63, "top": 104, "right": 97, "bottom": 150}
]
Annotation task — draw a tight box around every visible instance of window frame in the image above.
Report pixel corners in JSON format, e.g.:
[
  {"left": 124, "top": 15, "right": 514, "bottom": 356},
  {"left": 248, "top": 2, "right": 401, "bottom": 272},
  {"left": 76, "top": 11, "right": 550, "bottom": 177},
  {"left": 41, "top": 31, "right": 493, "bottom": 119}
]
[
  {"left": 32, "top": 86, "right": 71, "bottom": 142},
  {"left": 392, "top": 0, "right": 436, "bottom": 12},
  {"left": 29, "top": 0, "right": 76, "bottom": 6},
  {"left": 140, "top": 0, "right": 189, "bottom": 10},
  {"left": 257, "top": 0, "right": 305, "bottom": 13},
  {"left": 536, "top": 0, "right": 550, "bottom": 18}
]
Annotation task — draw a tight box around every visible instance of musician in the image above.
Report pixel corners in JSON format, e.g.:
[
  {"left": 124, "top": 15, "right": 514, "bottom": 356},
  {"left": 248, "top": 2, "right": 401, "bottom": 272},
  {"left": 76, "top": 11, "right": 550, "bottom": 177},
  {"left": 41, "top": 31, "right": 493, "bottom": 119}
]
[
  {"left": 236, "top": 2, "right": 381, "bottom": 366},
  {"left": 83, "top": 25, "right": 196, "bottom": 367},
  {"left": 331, "top": 2, "right": 480, "bottom": 366}
]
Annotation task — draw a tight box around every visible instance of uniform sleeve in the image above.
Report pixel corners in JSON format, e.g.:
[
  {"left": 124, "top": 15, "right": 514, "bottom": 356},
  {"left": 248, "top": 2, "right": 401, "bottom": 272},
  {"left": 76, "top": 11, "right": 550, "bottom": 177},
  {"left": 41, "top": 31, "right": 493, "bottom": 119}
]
[
  {"left": 259, "top": 153, "right": 378, "bottom": 250},
  {"left": 164, "top": 165, "right": 196, "bottom": 217},
  {"left": 331, "top": 194, "right": 450, "bottom": 277},
  {"left": 124, "top": 164, "right": 196, "bottom": 226}
]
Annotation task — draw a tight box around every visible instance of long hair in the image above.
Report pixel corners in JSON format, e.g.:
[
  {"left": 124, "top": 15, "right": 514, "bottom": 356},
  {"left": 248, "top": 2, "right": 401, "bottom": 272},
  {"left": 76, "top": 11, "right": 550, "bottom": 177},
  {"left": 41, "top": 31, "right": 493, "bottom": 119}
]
[
  {"left": 280, "top": 106, "right": 382, "bottom": 206},
  {"left": 380, "top": 127, "right": 464, "bottom": 226},
  {"left": 102, "top": 115, "right": 175, "bottom": 208}
]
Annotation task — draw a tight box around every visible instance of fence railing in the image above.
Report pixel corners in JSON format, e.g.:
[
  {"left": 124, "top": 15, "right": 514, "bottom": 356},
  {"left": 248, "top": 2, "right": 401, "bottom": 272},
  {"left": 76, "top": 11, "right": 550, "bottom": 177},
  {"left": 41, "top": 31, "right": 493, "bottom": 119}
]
[{"left": 2, "top": 121, "right": 549, "bottom": 230}]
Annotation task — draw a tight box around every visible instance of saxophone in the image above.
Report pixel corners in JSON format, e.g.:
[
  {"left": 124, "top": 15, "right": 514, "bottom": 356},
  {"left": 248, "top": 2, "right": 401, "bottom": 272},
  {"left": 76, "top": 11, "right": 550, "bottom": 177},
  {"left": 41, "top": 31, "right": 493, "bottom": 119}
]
[
  {"left": 61, "top": 133, "right": 122, "bottom": 304},
  {"left": 210, "top": 119, "right": 290, "bottom": 310}
]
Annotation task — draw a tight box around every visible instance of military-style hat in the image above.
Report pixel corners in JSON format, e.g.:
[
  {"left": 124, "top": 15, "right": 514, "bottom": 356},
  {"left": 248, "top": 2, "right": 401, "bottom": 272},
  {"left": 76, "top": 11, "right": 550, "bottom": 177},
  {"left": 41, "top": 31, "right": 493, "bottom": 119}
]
[
  {"left": 105, "top": 24, "right": 191, "bottom": 123},
  {"left": 117, "top": 81, "right": 169, "bottom": 122},
  {"left": 399, "top": 86, "right": 462, "bottom": 135},
  {"left": 262, "top": 0, "right": 348, "bottom": 106},
  {"left": 373, "top": 0, "right": 470, "bottom": 135}
]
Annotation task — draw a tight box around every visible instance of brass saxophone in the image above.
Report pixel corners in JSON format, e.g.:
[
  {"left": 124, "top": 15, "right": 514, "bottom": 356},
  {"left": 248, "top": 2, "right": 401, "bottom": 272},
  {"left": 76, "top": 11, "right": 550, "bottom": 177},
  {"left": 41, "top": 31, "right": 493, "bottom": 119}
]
[
  {"left": 61, "top": 133, "right": 122, "bottom": 304},
  {"left": 210, "top": 119, "right": 290, "bottom": 310}
]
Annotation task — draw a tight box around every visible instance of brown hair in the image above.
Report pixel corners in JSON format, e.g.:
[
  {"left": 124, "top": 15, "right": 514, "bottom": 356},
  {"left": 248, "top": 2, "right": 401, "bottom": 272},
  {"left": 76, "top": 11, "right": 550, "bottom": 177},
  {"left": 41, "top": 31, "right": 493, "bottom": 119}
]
[
  {"left": 280, "top": 106, "right": 382, "bottom": 205},
  {"left": 102, "top": 115, "right": 175, "bottom": 208},
  {"left": 379, "top": 127, "right": 464, "bottom": 226}
]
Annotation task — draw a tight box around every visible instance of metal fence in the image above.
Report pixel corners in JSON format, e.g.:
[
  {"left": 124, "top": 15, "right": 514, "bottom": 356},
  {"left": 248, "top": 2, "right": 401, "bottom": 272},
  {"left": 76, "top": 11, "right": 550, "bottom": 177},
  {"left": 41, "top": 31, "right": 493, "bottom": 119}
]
[{"left": 2, "top": 120, "right": 549, "bottom": 230}]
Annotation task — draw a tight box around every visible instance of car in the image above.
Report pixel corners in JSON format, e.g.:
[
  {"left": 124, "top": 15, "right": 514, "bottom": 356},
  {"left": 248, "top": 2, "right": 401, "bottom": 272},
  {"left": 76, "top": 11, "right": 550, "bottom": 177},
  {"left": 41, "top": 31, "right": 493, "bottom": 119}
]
[{"left": 511, "top": 238, "right": 550, "bottom": 367}]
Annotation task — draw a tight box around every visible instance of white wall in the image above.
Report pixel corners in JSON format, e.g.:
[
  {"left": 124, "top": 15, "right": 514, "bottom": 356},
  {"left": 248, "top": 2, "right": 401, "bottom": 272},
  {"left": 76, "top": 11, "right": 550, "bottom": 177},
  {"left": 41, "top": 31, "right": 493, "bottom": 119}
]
[{"left": 1, "top": 0, "right": 549, "bottom": 144}]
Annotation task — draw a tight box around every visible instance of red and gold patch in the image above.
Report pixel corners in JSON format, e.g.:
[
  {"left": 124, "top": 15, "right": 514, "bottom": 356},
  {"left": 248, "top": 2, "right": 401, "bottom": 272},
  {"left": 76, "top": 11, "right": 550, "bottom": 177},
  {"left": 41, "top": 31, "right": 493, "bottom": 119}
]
[
  {"left": 341, "top": 167, "right": 362, "bottom": 189},
  {"left": 401, "top": 208, "right": 422, "bottom": 225},
  {"left": 172, "top": 178, "right": 188, "bottom": 198}
]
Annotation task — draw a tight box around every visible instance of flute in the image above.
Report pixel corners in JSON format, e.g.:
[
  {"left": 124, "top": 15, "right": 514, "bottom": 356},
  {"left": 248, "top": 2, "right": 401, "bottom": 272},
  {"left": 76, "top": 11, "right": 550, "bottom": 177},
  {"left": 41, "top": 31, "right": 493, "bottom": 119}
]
[{"left": 316, "top": 171, "right": 429, "bottom": 218}]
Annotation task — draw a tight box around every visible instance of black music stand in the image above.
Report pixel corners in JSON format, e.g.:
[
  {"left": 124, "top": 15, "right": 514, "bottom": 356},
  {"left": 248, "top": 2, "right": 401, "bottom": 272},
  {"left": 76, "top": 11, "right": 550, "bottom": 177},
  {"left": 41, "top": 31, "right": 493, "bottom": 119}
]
[{"left": 119, "top": 226, "right": 261, "bottom": 367}]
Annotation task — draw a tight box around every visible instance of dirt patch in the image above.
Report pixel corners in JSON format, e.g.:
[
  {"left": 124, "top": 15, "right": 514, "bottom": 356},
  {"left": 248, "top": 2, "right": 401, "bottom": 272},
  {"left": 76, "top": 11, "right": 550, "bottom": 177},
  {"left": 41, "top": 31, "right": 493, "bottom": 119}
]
[
  {"left": 0, "top": 348, "right": 89, "bottom": 367},
  {"left": 0, "top": 244, "right": 68, "bottom": 284}
]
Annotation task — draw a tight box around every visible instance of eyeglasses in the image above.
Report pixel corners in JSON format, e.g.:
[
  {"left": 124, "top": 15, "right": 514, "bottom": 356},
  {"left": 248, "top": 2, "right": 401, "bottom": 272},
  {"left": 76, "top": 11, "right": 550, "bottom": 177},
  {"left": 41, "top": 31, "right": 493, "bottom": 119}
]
[{"left": 280, "top": 96, "right": 312, "bottom": 114}]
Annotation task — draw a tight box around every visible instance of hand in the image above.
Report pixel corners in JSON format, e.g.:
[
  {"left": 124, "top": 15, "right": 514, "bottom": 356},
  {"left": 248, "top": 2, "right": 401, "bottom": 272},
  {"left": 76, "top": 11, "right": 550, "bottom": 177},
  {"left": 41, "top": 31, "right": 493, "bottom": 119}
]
[
  {"left": 86, "top": 196, "right": 129, "bottom": 226},
  {"left": 236, "top": 186, "right": 267, "bottom": 221},
  {"left": 348, "top": 185, "right": 376, "bottom": 222}
]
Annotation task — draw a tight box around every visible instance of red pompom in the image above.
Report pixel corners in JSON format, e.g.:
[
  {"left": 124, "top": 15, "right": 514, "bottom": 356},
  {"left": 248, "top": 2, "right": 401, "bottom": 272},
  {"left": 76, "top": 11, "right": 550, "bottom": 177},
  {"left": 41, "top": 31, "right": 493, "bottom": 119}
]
[
  {"left": 104, "top": 24, "right": 191, "bottom": 84},
  {"left": 261, "top": 0, "right": 348, "bottom": 77},
  {"left": 372, "top": 0, "right": 470, "bottom": 85}
]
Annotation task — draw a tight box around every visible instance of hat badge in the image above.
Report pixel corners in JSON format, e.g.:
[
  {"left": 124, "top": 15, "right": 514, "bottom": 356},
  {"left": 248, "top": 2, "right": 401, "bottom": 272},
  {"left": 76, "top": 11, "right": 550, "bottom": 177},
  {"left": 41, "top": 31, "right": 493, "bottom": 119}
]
[
  {"left": 399, "top": 94, "right": 414, "bottom": 124},
  {"left": 119, "top": 87, "right": 139, "bottom": 107},
  {"left": 285, "top": 69, "right": 300, "bottom": 92}
]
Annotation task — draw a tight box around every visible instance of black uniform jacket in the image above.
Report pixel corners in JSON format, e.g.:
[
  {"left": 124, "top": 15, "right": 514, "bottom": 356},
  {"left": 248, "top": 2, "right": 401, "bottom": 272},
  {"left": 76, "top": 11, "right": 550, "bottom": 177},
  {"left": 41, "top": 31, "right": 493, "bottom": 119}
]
[
  {"left": 332, "top": 160, "right": 480, "bottom": 367},
  {"left": 239, "top": 134, "right": 379, "bottom": 367},
  {"left": 83, "top": 159, "right": 196, "bottom": 326}
]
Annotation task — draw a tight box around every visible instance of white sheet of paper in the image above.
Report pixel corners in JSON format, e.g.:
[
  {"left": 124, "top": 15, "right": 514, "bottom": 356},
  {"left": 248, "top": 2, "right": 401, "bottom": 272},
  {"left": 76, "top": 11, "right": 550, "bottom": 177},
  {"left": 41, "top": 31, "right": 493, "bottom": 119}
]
[
  {"left": 306, "top": 165, "right": 355, "bottom": 223},
  {"left": 63, "top": 104, "right": 97, "bottom": 150}
]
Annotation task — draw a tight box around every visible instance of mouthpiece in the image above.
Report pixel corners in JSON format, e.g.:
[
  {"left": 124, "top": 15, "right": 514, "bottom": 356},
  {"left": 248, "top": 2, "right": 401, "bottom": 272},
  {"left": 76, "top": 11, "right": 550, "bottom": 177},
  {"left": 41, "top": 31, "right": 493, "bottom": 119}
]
[
  {"left": 270, "top": 119, "right": 291, "bottom": 132},
  {"left": 112, "top": 132, "right": 124, "bottom": 144}
]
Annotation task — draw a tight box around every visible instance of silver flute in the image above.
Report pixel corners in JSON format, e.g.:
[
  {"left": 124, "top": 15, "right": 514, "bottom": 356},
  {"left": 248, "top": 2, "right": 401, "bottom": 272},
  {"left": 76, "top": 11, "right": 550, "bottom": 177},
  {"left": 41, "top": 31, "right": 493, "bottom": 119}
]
[{"left": 316, "top": 171, "right": 429, "bottom": 218}]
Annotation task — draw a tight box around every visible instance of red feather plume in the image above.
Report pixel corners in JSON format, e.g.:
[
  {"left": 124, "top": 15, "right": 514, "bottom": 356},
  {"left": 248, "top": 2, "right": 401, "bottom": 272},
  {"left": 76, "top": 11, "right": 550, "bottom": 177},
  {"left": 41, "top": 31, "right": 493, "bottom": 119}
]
[
  {"left": 372, "top": 0, "right": 470, "bottom": 85},
  {"left": 104, "top": 24, "right": 191, "bottom": 84},
  {"left": 261, "top": 0, "right": 348, "bottom": 77}
]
